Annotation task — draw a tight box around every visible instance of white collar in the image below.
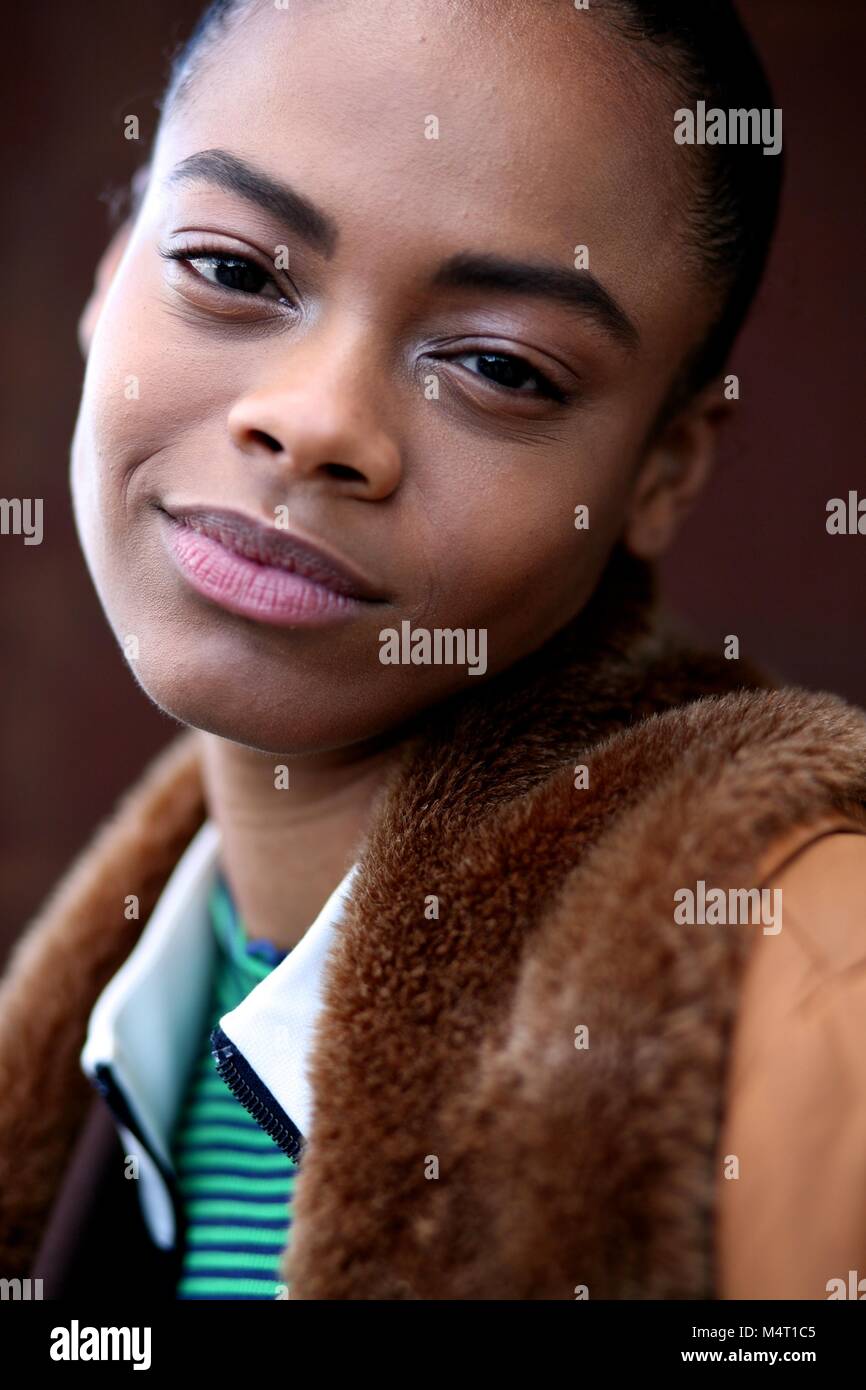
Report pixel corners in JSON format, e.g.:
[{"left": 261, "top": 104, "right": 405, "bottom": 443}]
[{"left": 80, "top": 817, "right": 355, "bottom": 1248}]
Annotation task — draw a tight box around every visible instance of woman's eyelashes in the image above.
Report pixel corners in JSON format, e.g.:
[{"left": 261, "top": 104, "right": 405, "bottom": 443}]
[
  {"left": 159, "top": 245, "right": 297, "bottom": 309},
  {"left": 185, "top": 253, "right": 282, "bottom": 298},
  {"left": 448, "top": 352, "right": 570, "bottom": 403}
]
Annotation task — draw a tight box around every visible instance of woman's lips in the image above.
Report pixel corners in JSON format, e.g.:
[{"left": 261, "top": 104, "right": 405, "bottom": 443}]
[{"left": 158, "top": 505, "right": 384, "bottom": 628}]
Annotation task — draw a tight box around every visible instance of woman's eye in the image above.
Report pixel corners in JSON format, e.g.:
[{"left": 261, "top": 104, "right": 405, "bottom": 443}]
[
  {"left": 456, "top": 353, "right": 565, "bottom": 401},
  {"left": 184, "top": 253, "right": 284, "bottom": 299}
]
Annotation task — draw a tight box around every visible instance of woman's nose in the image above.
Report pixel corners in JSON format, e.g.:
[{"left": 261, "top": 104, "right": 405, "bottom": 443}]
[{"left": 226, "top": 344, "right": 402, "bottom": 500}]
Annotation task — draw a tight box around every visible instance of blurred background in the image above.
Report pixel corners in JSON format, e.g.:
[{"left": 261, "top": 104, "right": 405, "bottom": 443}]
[{"left": 1, "top": 0, "right": 864, "bottom": 960}]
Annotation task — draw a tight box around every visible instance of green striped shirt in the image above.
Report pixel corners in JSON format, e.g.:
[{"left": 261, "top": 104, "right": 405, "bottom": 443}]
[{"left": 171, "top": 874, "right": 298, "bottom": 1299}]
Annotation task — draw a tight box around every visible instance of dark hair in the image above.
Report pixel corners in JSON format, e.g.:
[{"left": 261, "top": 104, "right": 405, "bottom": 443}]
[
  {"left": 601, "top": 0, "right": 784, "bottom": 419},
  {"left": 160, "top": 0, "right": 783, "bottom": 417}
]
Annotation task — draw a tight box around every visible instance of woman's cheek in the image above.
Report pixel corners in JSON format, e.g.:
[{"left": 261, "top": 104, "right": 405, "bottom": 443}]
[
  {"left": 84, "top": 243, "right": 225, "bottom": 469},
  {"left": 477, "top": 469, "right": 624, "bottom": 610},
  {"left": 77, "top": 314, "right": 171, "bottom": 497}
]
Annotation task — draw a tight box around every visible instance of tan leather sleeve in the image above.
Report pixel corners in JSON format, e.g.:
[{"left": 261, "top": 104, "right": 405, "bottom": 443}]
[{"left": 716, "top": 826, "right": 866, "bottom": 1299}]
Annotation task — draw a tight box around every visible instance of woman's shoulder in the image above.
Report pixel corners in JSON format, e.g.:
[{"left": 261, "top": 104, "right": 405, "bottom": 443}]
[
  {"left": 717, "top": 819, "right": 866, "bottom": 1299},
  {"left": 759, "top": 818, "right": 866, "bottom": 964},
  {"left": 738, "top": 814, "right": 866, "bottom": 1076}
]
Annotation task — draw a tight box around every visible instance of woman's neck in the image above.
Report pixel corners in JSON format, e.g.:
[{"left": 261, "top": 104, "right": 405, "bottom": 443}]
[{"left": 197, "top": 729, "right": 401, "bottom": 952}]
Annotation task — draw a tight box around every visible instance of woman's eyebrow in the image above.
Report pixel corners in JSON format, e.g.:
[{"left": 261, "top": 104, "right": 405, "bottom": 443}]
[
  {"left": 166, "top": 148, "right": 339, "bottom": 257},
  {"left": 165, "top": 148, "right": 638, "bottom": 352},
  {"left": 430, "top": 253, "right": 639, "bottom": 353}
]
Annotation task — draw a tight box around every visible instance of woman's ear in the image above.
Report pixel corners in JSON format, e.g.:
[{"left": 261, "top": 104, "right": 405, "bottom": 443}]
[
  {"left": 77, "top": 218, "right": 134, "bottom": 358},
  {"left": 623, "top": 377, "right": 732, "bottom": 560}
]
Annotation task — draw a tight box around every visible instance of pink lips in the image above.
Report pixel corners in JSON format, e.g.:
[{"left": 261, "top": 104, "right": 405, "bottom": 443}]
[{"left": 159, "top": 506, "right": 382, "bottom": 628}]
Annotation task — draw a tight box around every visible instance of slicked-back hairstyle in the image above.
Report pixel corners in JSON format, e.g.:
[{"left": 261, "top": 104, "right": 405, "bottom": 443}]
[
  {"left": 162, "top": 0, "right": 248, "bottom": 113},
  {"left": 602, "top": 0, "right": 783, "bottom": 417}
]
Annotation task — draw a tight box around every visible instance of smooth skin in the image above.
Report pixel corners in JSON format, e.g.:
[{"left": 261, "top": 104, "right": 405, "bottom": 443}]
[{"left": 73, "top": 0, "right": 730, "bottom": 947}]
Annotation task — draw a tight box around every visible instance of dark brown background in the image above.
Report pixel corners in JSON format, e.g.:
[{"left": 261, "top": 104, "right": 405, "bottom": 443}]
[{"left": 1, "top": 0, "right": 864, "bottom": 960}]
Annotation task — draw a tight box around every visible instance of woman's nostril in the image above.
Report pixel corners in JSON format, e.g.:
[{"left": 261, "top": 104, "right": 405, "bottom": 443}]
[
  {"left": 322, "top": 462, "right": 365, "bottom": 483},
  {"left": 238, "top": 428, "right": 369, "bottom": 484},
  {"left": 249, "top": 428, "right": 283, "bottom": 454}
]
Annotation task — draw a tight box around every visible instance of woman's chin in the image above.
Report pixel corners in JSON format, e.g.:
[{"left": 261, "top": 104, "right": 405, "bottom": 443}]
[{"left": 124, "top": 658, "right": 398, "bottom": 758}]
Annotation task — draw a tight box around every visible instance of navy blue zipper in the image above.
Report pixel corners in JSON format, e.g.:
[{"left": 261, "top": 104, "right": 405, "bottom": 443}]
[{"left": 210, "top": 1023, "right": 305, "bottom": 1161}]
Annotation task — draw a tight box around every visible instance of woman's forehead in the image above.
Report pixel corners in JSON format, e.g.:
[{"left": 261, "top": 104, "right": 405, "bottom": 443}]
[{"left": 154, "top": 0, "right": 690, "bottom": 303}]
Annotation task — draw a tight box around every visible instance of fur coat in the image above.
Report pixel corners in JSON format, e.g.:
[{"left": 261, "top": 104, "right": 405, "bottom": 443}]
[{"left": 1, "top": 546, "right": 865, "bottom": 1299}]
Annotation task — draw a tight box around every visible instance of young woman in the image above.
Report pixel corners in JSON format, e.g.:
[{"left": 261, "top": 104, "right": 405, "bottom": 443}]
[{"left": 1, "top": 0, "right": 864, "bottom": 1301}]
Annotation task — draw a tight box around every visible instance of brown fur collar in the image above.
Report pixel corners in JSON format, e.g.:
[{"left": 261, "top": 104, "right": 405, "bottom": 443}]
[{"left": 2, "top": 547, "right": 865, "bottom": 1295}]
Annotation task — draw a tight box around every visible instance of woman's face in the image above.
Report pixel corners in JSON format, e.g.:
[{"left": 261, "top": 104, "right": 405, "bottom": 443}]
[{"left": 71, "top": 0, "right": 715, "bottom": 755}]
